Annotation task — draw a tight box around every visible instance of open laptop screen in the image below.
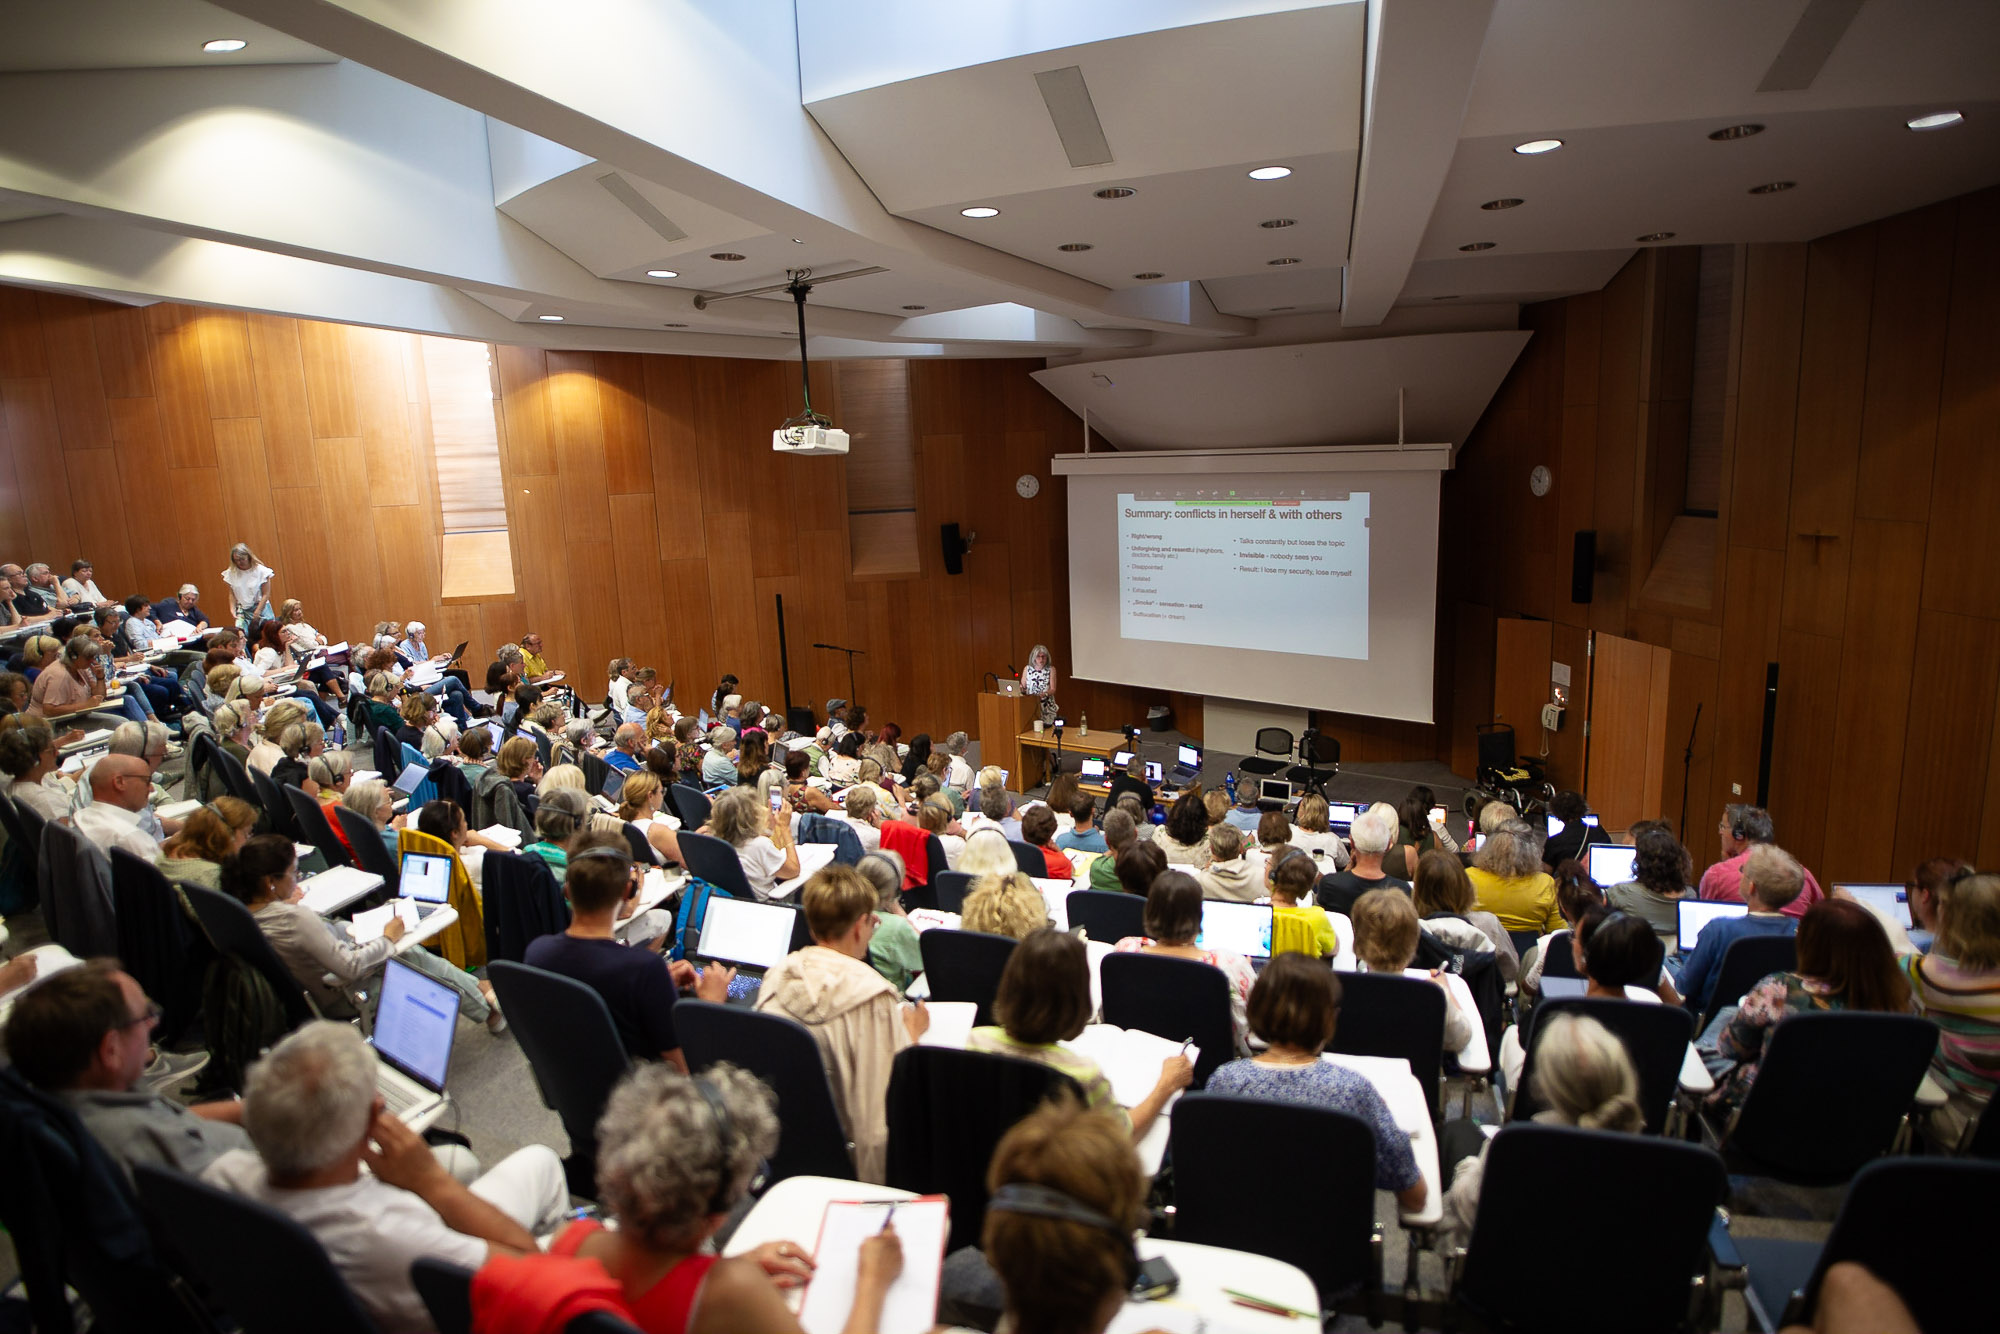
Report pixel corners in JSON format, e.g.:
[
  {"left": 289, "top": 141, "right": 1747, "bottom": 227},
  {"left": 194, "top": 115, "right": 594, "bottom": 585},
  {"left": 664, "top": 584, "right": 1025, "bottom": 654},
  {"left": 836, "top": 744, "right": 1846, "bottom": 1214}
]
[
  {"left": 699, "top": 897, "right": 798, "bottom": 970},
  {"left": 1198, "top": 900, "right": 1273, "bottom": 959},
  {"left": 1145, "top": 761, "right": 1164, "bottom": 784},
  {"left": 372, "top": 958, "right": 457, "bottom": 1091},
  {"left": 1677, "top": 900, "right": 1748, "bottom": 953},
  {"left": 1176, "top": 744, "right": 1202, "bottom": 772},
  {"left": 1258, "top": 778, "right": 1291, "bottom": 803},
  {"left": 1837, "top": 883, "right": 1913, "bottom": 930},
  {"left": 1587, "top": 845, "right": 1639, "bottom": 887},
  {"left": 1080, "top": 758, "right": 1107, "bottom": 781},
  {"left": 399, "top": 851, "right": 454, "bottom": 903},
  {"left": 1327, "top": 802, "right": 1362, "bottom": 827}
]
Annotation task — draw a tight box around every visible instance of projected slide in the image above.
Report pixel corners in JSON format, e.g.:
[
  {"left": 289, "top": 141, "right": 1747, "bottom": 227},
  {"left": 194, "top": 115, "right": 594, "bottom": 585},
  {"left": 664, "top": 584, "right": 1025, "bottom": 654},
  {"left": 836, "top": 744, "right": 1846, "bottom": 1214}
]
[{"left": 1118, "top": 488, "right": 1370, "bottom": 659}]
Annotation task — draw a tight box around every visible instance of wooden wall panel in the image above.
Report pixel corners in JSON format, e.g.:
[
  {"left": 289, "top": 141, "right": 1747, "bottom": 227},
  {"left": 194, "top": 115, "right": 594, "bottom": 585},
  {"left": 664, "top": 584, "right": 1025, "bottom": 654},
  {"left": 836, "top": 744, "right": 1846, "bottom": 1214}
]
[
  {"left": 247, "top": 315, "right": 318, "bottom": 489},
  {"left": 147, "top": 307, "right": 216, "bottom": 469},
  {"left": 196, "top": 311, "right": 258, "bottom": 420},
  {"left": 1766, "top": 629, "right": 1843, "bottom": 878},
  {"left": 1922, "top": 187, "right": 2000, "bottom": 622},
  {"left": 1893, "top": 611, "right": 2000, "bottom": 872},
  {"left": 1726, "top": 244, "right": 1807, "bottom": 552},
  {"left": 595, "top": 352, "right": 653, "bottom": 497},
  {"left": 60, "top": 450, "right": 133, "bottom": 592},
  {"left": 37, "top": 294, "right": 111, "bottom": 453},
  {"left": 1855, "top": 200, "right": 1955, "bottom": 522},
  {"left": 1, "top": 378, "right": 81, "bottom": 557},
  {"left": 297, "top": 318, "right": 358, "bottom": 439},
  {"left": 91, "top": 305, "right": 153, "bottom": 400},
  {"left": 0, "top": 287, "right": 48, "bottom": 378},
  {"left": 107, "top": 397, "right": 174, "bottom": 593},
  {"left": 212, "top": 419, "right": 283, "bottom": 565}
]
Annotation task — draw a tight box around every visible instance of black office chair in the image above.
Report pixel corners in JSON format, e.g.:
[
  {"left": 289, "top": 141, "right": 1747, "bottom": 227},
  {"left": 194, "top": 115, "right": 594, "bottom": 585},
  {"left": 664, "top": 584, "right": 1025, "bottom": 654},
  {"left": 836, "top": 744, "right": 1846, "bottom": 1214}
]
[
  {"left": 0, "top": 1070, "right": 217, "bottom": 1334},
  {"left": 333, "top": 802, "right": 402, "bottom": 892},
  {"left": 581, "top": 751, "right": 611, "bottom": 796},
  {"left": 620, "top": 821, "right": 660, "bottom": 865},
  {"left": 885, "top": 1046, "right": 1081, "bottom": 1253},
  {"left": 1698, "top": 933, "right": 1798, "bottom": 1029},
  {"left": 1237, "top": 727, "right": 1294, "bottom": 779},
  {"left": 480, "top": 849, "right": 570, "bottom": 964},
  {"left": 1099, "top": 951, "right": 1234, "bottom": 1086},
  {"left": 427, "top": 758, "right": 472, "bottom": 813},
  {"left": 180, "top": 883, "right": 318, "bottom": 1026},
  {"left": 932, "top": 869, "right": 974, "bottom": 912},
  {"left": 1065, "top": 889, "right": 1146, "bottom": 944},
  {"left": 569, "top": 1314, "right": 646, "bottom": 1334},
  {"left": 249, "top": 765, "right": 297, "bottom": 839},
  {"left": 40, "top": 818, "right": 117, "bottom": 958},
  {"left": 1705, "top": 1011, "right": 1937, "bottom": 1185},
  {"left": 1730, "top": 1157, "right": 1997, "bottom": 1334},
  {"left": 1510, "top": 996, "right": 1695, "bottom": 1135},
  {"left": 132, "top": 1162, "right": 379, "bottom": 1334},
  {"left": 110, "top": 847, "right": 207, "bottom": 1045},
  {"left": 1451, "top": 1125, "right": 1726, "bottom": 1334},
  {"left": 1007, "top": 839, "right": 1046, "bottom": 875},
  {"left": 410, "top": 1258, "right": 474, "bottom": 1334},
  {"left": 678, "top": 829, "right": 757, "bottom": 900},
  {"left": 488, "top": 960, "right": 632, "bottom": 1197},
  {"left": 672, "top": 783, "right": 712, "bottom": 829},
  {"left": 1539, "top": 928, "right": 1581, "bottom": 979},
  {"left": 918, "top": 929, "right": 1017, "bottom": 1028},
  {"left": 1326, "top": 969, "right": 1447, "bottom": 1125},
  {"left": 1172, "top": 1095, "right": 1380, "bottom": 1315},
  {"left": 283, "top": 783, "right": 353, "bottom": 868},
  {"left": 675, "top": 1000, "right": 856, "bottom": 1182},
  {"left": 372, "top": 727, "right": 401, "bottom": 783},
  {"left": 1506, "top": 928, "right": 1541, "bottom": 959},
  {"left": 1285, "top": 730, "right": 1341, "bottom": 796}
]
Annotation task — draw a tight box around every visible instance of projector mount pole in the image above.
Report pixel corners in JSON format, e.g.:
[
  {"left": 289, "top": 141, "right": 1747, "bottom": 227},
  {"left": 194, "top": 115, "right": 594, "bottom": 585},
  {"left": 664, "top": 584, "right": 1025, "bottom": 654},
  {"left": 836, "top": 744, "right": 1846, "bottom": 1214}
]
[{"left": 786, "top": 271, "right": 828, "bottom": 429}]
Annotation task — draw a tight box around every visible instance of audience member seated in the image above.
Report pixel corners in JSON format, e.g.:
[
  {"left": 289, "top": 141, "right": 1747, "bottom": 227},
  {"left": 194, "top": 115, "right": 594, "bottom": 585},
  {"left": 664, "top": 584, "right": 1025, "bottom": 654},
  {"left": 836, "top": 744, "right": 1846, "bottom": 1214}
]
[
  {"left": 157, "top": 797, "right": 257, "bottom": 892},
  {"left": 224, "top": 832, "right": 501, "bottom": 1031},
  {"left": 1520, "top": 872, "right": 1606, "bottom": 996},
  {"left": 521, "top": 787, "right": 590, "bottom": 883},
  {"left": 1539, "top": 790, "right": 1601, "bottom": 869},
  {"left": 362, "top": 672, "right": 404, "bottom": 734},
  {"left": 957, "top": 827, "right": 1018, "bottom": 880},
  {"left": 754, "top": 865, "right": 930, "bottom": 1182},
  {"left": 911, "top": 793, "right": 965, "bottom": 868},
  {"left": 0, "top": 564, "right": 55, "bottom": 625},
  {"left": 202, "top": 1022, "right": 569, "bottom": 1332},
  {"left": 1703, "top": 899, "right": 1910, "bottom": 1114},
  {"left": 698, "top": 727, "right": 737, "bottom": 786},
  {"left": 525, "top": 833, "right": 725, "bottom": 1067},
  {"left": 1314, "top": 805, "right": 1407, "bottom": 916},
  {"left": 1438, "top": 1013, "right": 1641, "bottom": 1253},
  {"left": 1207, "top": 954, "right": 1427, "bottom": 1210},
  {"left": 1085, "top": 808, "right": 1137, "bottom": 893},
  {"left": 5, "top": 959, "right": 249, "bottom": 1179},
  {"left": 855, "top": 851, "right": 921, "bottom": 993},
  {"left": 1111, "top": 840, "right": 1167, "bottom": 898},
  {"left": 269, "top": 722, "right": 318, "bottom": 797},
  {"left": 1385, "top": 786, "right": 1460, "bottom": 880},
  {"left": 74, "top": 753, "right": 162, "bottom": 858},
  {"left": 0, "top": 718, "right": 73, "bottom": 818},
  {"left": 708, "top": 787, "right": 798, "bottom": 900},
  {"left": 1114, "top": 870, "right": 1253, "bottom": 1052},
  {"left": 149, "top": 583, "right": 209, "bottom": 631},
  {"left": 340, "top": 779, "right": 404, "bottom": 860},
  {"left": 1700, "top": 803, "right": 1824, "bottom": 918},
  {"left": 1194, "top": 823, "right": 1257, "bottom": 901},
  {"left": 961, "top": 871, "right": 1050, "bottom": 940},
  {"left": 1287, "top": 793, "right": 1350, "bottom": 870},
  {"left": 1466, "top": 819, "right": 1561, "bottom": 935},
  {"left": 963, "top": 783, "right": 1021, "bottom": 843},
  {"left": 310, "top": 750, "right": 353, "bottom": 808},
  {"left": 475, "top": 1060, "right": 898, "bottom": 1334},
  {"left": 1248, "top": 808, "right": 1293, "bottom": 872},
  {"left": 1351, "top": 888, "right": 1475, "bottom": 1052},
  {"left": 1055, "top": 795, "right": 1107, "bottom": 855},
  {"left": 1896, "top": 870, "right": 2000, "bottom": 1147},
  {"left": 833, "top": 783, "right": 886, "bottom": 854},
  {"left": 1154, "top": 791, "right": 1212, "bottom": 868},
  {"left": 33, "top": 633, "right": 142, "bottom": 725},
  {"left": 614, "top": 773, "right": 685, "bottom": 866},
  {"left": 1679, "top": 843, "right": 1806, "bottom": 1016},
  {"left": 1605, "top": 821, "right": 1695, "bottom": 938},
  {"left": 1265, "top": 847, "right": 1338, "bottom": 958},
  {"left": 1020, "top": 804, "right": 1072, "bottom": 881},
  {"left": 1411, "top": 850, "right": 1518, "bottom": 980},
  {"left": 970, "top": 927, "right": 1190, "bottom": 1141}
]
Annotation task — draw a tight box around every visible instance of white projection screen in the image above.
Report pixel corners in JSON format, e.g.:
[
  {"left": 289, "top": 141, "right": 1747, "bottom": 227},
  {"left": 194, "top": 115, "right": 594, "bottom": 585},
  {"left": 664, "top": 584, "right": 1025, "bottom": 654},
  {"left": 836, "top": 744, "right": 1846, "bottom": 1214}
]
[{"left": 1054, "top": 448, "right": 1445, "bottom": 724}]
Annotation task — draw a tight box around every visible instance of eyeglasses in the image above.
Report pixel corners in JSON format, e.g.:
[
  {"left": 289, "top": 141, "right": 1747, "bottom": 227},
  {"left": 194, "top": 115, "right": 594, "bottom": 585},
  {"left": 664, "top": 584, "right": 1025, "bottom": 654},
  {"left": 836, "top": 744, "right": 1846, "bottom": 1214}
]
[{"left": 117, "top": 1001, "right": 164, "bottom": 1030}]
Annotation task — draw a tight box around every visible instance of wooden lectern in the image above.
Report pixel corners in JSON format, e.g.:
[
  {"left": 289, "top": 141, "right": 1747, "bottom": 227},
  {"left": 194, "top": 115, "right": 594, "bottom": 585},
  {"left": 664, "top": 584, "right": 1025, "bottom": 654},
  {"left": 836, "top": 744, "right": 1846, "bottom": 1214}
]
[{"left": 976, "top": 691, "right": 1035, "bottom": 784}]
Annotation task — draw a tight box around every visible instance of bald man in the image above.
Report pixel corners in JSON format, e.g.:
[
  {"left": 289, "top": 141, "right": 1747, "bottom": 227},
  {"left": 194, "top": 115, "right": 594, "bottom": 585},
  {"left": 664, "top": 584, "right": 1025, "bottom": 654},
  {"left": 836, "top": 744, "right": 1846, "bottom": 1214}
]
[{"left": 73, "top": 753, "right": 162, "bottom": 859}]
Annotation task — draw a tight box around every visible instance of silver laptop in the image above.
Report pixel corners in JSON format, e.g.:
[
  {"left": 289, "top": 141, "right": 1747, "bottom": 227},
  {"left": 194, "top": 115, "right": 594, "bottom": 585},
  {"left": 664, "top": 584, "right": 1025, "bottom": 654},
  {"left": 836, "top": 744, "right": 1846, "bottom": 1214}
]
[
  {"left": 996, "top": 678, "right": 1021, "bottom": 697},
  {"left": 1198, "top": 900, "right": 1273, "bottom": 960},
  {"left": 1258, "top": 777, "right": 1292, "bottom": 804},
  {"left": 1677, "top": 899, "right": 1748, "bottom": 953},
  {"left": 398, "top": 851, "right": 453, "bottom": 919},
  {"left": 1080, "top": 757, "right": 1107, "bottom": 781},
  {"left": 371, "top": 958, "right": 457, "bottom": 1131},
  {"left": 1587, "top": 845, "right": 1639, "bottom": 887},
  {"left": 1837, "top": 883, "right": 1913, "bottom": 930}
]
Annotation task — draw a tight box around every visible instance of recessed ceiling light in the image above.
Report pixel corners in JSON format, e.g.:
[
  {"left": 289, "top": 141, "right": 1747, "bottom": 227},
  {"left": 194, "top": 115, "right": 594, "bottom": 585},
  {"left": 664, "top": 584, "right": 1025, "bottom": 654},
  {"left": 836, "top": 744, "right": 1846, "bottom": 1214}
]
[
  {"left": 1907, "top": 110, "right": 1965, "bottom": 131},
  {"left": 960, "top": 206, "right": 1000, "bottom": 218},
  {"left": 1481, "top": 198, "right": 1524, "bottom": 211},
  {"left": 663, "top": 322, "right": 688, "bottom": 328},
  {"left": 1748, "top": 181, "right": 1796, "bottom": 194},
  {"left": 709, "top": 252, "right": 746, "bottom": 260},
  {"left": 791, "top": 237, "right": 804, "bottom": 243},
  {"left": 645, "top": 269, "right": 678, "bottom": 279},
  {"left": 1247, "top": 166, "right": 1292, "bottom": 180},
  {"left": 901, "top": 305, "right": 927, "bottom": 311},
  {"left": 1266, "top": 257, "right": 1301, "bottom": 266},
  {"left": 1513, "top": 138, "right": 1563, "bottom": 155},
  {"left": 1057, "top": 243, "right": 1094, "bottom": 252},
  {"left": 1636, "top": 232, "right": 1676, "bottom": 242},
  {"left": 1093, "top": 187, "right": 1136, "bottom": 199},
  {"left": 1132, "top": 272, "right": 1164, "bottom": 280},
  {"left": 537, "top": 314, "right": 565, "bottom": 322},
  {"left": 1459, "top": 242, "right": 1497, "bottom": 251},
  {"left": 1259, "top": 218, "right": 1297, "bottom": 229},
  {"left": 202, "top": 38, "right": 247, "bottom": 53},
  {"left": 1708, "top": 124, "right": 1765, "bottom": 141}
]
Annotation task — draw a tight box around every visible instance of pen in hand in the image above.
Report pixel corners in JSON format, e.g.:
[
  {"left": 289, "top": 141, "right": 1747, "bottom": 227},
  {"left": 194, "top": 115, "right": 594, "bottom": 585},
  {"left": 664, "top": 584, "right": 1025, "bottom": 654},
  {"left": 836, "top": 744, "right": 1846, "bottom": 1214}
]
[{"left": 880, "top": 1202, "right": 897, "bottom": 1232}]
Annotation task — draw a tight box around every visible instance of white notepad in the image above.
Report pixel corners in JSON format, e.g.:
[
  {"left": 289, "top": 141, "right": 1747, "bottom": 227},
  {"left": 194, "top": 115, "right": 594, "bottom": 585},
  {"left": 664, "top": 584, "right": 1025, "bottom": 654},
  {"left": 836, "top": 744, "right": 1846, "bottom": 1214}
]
[
  {"left": 798, "top": 1197, "right": 948, "bottom": 1334},
  {"left": 299, "top": 866, "right": 385, "bottom": 915},
  {"left": 348, "top": 899, "right": 423, "bottom": 943},
  {"left": 478, "top": 824, "right": 523, "bottom": 849},
  {"left": 1063, "top": 1026, "right": 1200, "bottom": 1108}
]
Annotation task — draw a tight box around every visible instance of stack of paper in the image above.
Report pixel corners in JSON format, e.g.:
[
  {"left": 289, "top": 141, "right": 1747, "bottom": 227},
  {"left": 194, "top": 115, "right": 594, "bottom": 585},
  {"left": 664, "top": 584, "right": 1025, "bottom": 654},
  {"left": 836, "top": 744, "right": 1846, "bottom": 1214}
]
[
  {"left": 916, "top": 1001, "right": 977, "bottom": 1048},
  {"left": 348, "top": 899, "right": 423, "bottom": 943},
  {"left": 479, "top": 824, "right": 524, "bottom": 849},
  {"left": 299, "top": 866, "right": 385, "bottom": 915},
  {"left": 798, "top": 1198, "right": 948, "bottom": 1334}
]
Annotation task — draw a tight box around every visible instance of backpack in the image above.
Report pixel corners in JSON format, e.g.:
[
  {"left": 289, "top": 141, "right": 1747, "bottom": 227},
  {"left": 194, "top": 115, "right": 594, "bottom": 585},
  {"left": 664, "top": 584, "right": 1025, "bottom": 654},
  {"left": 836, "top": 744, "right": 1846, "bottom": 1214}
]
[
  {"left": 668, "top": 876, "right": 730, "bottom": 962},
  {"left": 201, "top": 954, "right": 295, "bottom": 1092}
]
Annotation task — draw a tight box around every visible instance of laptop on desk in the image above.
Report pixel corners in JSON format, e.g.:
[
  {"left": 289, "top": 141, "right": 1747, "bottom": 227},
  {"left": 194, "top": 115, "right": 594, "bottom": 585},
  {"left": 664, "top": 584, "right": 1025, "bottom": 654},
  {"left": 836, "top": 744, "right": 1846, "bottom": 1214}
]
[
  {"left": 996, "top": 678, "right": 1021, "bottom": 697},
  {"left": 1198, "top": 900, "right": 1274, "bottom": 968},
  {"left": 1327, "top": 801, "right": 1362, "bottom": 830},
  {"left": 1676, "top": 900, "right": 1747, "bottom": 954},
  {"left": 1586, "top": 845, "right": 1639, "bottom": 887},
  {"left": 370, "top": 958, "right": 457, "bottom": 1131},
  {"left": 1079, "top": 757, "right": 1107, "bottom": 782},
  {"left": 398, "top": 851, "right": 454, "bottom": 919},
  {"left": 1172, "top": 743, "right": 1202, "bottom": 784},
  {"left": 692, "top": 897, "right": 801, "bottom": 1005}
]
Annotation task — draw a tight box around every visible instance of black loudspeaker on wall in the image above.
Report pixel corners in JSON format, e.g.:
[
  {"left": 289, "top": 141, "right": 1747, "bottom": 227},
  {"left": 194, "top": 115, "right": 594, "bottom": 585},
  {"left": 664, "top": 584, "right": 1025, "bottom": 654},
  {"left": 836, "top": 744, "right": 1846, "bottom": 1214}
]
[
  {"left": 1571, "top": 530, "right": 1597, "bottom": 604},
  {"left": 941, "top": 523, "right": 971, "bottom": 576}
]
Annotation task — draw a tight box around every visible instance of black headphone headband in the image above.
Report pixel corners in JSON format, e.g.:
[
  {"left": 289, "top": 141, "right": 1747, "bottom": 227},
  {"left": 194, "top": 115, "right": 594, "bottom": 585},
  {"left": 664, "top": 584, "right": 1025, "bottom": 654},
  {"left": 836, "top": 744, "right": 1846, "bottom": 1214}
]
[{"left": 987, "top": 1183, "right": 1140, "bottom": 1286}]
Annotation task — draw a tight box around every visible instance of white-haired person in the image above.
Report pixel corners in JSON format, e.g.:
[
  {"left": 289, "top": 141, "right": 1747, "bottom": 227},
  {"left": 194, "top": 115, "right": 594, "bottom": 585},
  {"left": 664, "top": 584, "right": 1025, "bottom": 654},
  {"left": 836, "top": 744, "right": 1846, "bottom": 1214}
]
[
  {"left": 709, "top": 786, "right": 798, "bottom": 900},
  {"left": 393, "top": 620, "right": 476, "bottom": 726},
  {"left": 698, "top": 725, "right": 738, "bottom": 787},
  {"left": 956, "top": 827, "right": 1019, "bottom": 880},
  {"left": 202, "top": 1022, "right": 567, "bottom": 1331},
  {"left": 471, "top": 1062, "right": 903, "bottom": 1334},
  {"left": 856, "top": 850, "right": 922, "bottom": 993},
  {"left": 1314, "top": 804, "right": 1409, "bottom": 916}
]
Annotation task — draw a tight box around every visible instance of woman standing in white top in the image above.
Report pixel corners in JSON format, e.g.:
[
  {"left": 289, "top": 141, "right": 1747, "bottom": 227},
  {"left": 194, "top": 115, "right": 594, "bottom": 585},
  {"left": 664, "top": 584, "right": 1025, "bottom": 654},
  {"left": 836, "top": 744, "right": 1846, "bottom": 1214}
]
[
  {"left": 1020, "top": 643, "right": 1058, "bottom": 724},
  {"left": 222, "top": 543, "right": 275, "bottom": 634}
]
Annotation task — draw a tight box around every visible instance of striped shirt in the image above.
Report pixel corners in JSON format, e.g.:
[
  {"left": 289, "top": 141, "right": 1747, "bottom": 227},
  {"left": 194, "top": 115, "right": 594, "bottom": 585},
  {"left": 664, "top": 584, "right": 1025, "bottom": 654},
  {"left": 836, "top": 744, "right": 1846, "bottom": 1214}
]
[{"left": 1902, "top": 952, "right": 2000, "bottom": 1098}]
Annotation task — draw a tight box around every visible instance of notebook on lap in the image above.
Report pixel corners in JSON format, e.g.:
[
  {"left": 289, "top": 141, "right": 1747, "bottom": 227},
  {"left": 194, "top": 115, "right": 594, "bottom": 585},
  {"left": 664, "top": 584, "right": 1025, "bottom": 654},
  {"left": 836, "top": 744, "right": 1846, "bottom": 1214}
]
[{"left": 371, "top": 957, "right": 457, "bottom": 1131}]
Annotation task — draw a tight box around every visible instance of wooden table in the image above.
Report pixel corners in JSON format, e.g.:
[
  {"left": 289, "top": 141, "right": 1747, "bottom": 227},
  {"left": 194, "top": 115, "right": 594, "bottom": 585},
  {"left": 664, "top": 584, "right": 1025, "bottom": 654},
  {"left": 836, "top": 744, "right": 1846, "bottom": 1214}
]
[{"left": 1016, "top": 725, "right": 1129, "bottom": 784}]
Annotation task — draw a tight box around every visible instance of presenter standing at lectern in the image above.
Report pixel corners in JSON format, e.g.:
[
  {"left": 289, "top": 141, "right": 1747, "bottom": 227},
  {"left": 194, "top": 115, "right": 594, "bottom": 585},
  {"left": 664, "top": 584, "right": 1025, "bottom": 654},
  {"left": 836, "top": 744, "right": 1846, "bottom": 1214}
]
[{"left": 1022, "top": 643, "right": 1060, "bottom": 725}]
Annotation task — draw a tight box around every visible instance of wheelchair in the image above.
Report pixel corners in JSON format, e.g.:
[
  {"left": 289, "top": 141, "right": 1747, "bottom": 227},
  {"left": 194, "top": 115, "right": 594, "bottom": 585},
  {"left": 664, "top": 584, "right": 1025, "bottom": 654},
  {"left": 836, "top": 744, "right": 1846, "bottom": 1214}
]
[{"left": 1465, "top": 722, "right": 1554, "bottom": 819}]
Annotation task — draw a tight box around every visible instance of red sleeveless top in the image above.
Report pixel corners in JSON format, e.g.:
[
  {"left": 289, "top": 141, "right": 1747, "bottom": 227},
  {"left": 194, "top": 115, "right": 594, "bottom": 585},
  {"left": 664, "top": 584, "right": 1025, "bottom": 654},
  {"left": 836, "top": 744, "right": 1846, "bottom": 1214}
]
[{"left": 551, "top": 1220, "right": 719, "bottom": 1334}]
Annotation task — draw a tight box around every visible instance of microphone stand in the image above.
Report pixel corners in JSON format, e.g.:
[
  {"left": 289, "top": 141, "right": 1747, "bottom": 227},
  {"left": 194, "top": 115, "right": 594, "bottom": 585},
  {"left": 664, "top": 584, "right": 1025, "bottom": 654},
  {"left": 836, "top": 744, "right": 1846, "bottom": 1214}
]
[
  {"left": 1678, "top": 701, "right": 1702, "bottom": 843},
  {"left": 1049, "top": 724, "right": 1065, "bottom": 792},
  {"left": 811, "top": 643, "right": 863, "bottom": 705}
]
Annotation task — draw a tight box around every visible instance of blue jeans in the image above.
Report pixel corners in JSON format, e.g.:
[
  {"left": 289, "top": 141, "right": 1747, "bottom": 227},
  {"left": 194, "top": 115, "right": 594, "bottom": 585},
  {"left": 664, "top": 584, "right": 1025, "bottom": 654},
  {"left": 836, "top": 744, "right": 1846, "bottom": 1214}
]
[{"left": 424, "top": 674, "right": 473, "bottom": 725}]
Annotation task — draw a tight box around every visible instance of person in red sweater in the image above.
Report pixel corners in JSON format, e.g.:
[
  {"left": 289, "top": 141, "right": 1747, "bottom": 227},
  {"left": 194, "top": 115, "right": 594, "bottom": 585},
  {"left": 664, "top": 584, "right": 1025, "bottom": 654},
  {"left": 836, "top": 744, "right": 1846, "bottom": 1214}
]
[
  {"left": 1021, "top": 804, "right": 1073, "bottom": 880},
  {"left": 1699, "top": 803, "right": 1823, "bottom": 919}
]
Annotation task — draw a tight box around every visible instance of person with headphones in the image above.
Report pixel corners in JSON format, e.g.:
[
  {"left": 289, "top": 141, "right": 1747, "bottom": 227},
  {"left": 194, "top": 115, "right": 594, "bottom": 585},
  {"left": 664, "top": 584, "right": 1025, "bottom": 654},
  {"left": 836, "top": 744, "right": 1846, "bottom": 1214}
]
[{"left": 469, "top": 1061, "right": 904, "bottom": 1334}]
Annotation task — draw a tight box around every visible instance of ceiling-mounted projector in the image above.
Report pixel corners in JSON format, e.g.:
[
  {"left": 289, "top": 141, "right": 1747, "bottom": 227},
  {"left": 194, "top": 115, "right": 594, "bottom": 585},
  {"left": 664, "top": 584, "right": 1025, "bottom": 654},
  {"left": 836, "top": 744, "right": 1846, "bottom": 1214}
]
[{"left": 773, "top": 423, "right": 849, "bottom": 455}]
